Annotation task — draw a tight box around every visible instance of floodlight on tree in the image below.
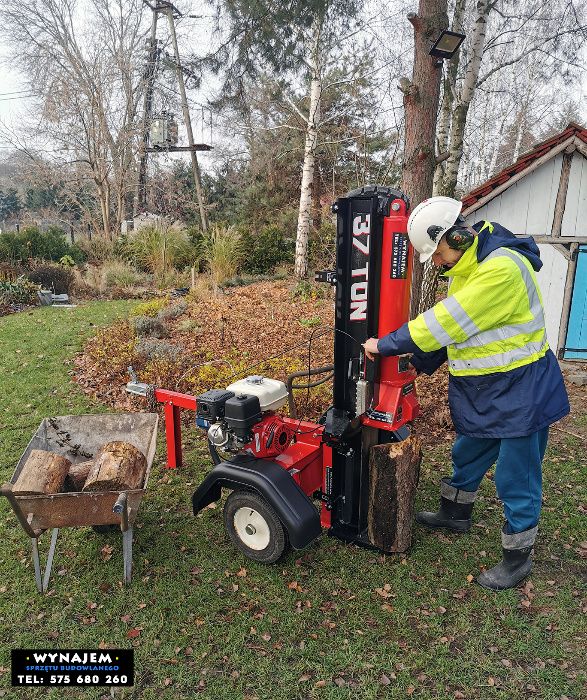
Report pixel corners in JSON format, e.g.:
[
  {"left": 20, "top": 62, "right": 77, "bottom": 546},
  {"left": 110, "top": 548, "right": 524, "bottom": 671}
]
[{"left": 429, "top": 30, "right": 466, "bottom": 60}]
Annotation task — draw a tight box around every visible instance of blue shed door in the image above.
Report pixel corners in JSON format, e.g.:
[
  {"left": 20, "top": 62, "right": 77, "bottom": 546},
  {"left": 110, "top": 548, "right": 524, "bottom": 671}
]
[{"left": 564, "top": 246, "right": 587, "bottom": 359}]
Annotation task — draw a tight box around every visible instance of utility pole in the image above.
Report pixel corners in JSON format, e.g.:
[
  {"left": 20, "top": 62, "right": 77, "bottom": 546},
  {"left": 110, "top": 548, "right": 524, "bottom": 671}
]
[
  {"left": 136, "top": 7, "right": 160, "bottom": 215},
  {"left": 165, "top": 5, "right": 209, "bottom": 233},
  {"left": 137, "top": 0, "right": 210, "bottom": 232}
]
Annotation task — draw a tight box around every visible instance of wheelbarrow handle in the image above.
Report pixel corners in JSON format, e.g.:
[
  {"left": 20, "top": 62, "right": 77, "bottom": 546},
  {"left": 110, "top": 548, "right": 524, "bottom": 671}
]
[
  {"left": 1, "top": 483, "right": 43, "bottom": 538},
  {"left": 113, "top": 492, "right": 129, "bottom": 531}
]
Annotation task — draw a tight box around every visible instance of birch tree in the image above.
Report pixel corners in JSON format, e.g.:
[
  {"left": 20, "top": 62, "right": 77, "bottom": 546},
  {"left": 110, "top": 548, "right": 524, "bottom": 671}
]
[{"left": 207, "top": 0, "right": 364, "bottom": 278}]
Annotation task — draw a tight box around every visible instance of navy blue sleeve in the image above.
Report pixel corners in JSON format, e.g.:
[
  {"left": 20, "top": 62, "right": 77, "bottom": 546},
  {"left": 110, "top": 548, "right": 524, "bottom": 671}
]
[
  {"left": 376, "top": 323, "right": 420, "bottom": 356},
  {"left": 376, "top": 323, "right": 447, "bottom": 375},
  {"left": 409, "top": 347, "right": 447, "bottom": 375}
]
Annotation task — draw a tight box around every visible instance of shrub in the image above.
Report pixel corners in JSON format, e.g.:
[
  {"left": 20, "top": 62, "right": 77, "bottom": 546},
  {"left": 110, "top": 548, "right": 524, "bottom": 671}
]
[
  {"left": 309, "top": 218, "right": 336, "bottom": 272},
  {"left": 157, "top": 300, "right": 188, "bottom": 321},
  {"left": 100, "top": 260, "right": 147, "bottom": 289},
  {"left": 84, "top": 322, "right": 137, "bottom": 375},
  {"left": 0, "top": 226, "right": 85, "bottom": 264},
  {"left": 0, "top": 276, "right": 39, "bottom": 305},
  {"left": 132, "top": 316, "right": 168, "bottom": 338},
  {"left": 26, "top": 264, "right": 75, "bottom": 294},
  {"left": 136, "top": 338, "right": 182, "bottom": 362},
  {"left": 131, "top": 298, "right": 168, "bottom": 318},
  {"left": 127, "top": 222, "right": 197, "bottom": 275},
  {"left": 292, "top": 280, "right": 326, "bottom": 302},
  {"left": 199, "top": 224, "right": 242, "bottom": 288},
  {"left": 74, "top": 237, "right": 116, "bottom": 264},
  {"left": 240, "top": 224, "right": 294, "bottom": 275},
  {"left": 0, "top": 262, "right": 25, "bottom": 281}
]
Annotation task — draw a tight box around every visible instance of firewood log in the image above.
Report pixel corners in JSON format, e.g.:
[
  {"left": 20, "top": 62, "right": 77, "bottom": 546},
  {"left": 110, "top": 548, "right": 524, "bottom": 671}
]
[
  {"left": 13, "top": 449, "right": 72, "bottom": 495},
  {"left": 367, "top": 436, "right": 422, "bottom": 553},
  {"left": 83, "top": 441, "right": 147, "bottom": 492},
  {"left": 63, "top": 460, "right": 94, "bottom": 492}
]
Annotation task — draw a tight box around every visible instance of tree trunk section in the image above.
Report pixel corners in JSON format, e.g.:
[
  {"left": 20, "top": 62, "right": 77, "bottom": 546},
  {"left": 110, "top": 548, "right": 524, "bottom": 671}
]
[
  {"left": 83, "top": 442, "right": 147, "bottom": 492},
  {"left": 401, "top": 1, "right": 449, "bottom": 318},
  {"left": 368, "top": 436, "right": 422, "bottom": 553},
  {"left": 64, "top": 460, "right": 94, "bottom": 492},
  {"left": 13, "top": 450, "right": 72, "bottom": 495}
]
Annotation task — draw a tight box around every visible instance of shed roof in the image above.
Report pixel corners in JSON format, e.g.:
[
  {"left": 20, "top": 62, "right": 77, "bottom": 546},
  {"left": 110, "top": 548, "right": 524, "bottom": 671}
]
[{"left": 462, "top": 122, "right": 587, "bottom": 210}]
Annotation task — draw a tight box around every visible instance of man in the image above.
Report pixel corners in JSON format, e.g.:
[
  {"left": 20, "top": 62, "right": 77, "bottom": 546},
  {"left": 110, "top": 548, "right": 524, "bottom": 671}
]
[{"left": 363, "top": 196, "right": 569, "bottom": 591}]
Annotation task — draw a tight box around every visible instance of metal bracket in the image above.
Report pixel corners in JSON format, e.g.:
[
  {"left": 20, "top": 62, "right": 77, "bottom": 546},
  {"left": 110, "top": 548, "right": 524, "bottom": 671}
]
[{"left": 314, "top": 270, "right": 337, "bottom": 285}]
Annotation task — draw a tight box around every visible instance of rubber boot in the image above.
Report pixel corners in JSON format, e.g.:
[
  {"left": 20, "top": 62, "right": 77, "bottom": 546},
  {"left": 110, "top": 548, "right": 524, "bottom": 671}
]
[
  {"left": 415, "top": 478, "right": 476, "bottom": 533},
  {"left": 477, "top": 525, "right": 537, "bottom": 591}
]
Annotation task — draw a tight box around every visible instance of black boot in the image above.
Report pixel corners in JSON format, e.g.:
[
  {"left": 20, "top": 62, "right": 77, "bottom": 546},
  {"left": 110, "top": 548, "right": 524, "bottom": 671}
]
[
  {"left": 477, "top": 525, "right": 537, "bottom": 591},
  {"left": 416, "top": 478, "right": 476, "bottom": 533}
]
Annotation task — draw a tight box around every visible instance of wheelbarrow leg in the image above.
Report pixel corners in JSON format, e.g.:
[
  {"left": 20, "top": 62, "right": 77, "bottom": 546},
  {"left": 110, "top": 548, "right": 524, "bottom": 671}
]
[
  {"left": 43, "top": 528, "right": 59, "bottom": 592},
  {"left": 31, "top": 528, "right": 59, "bottom": 593},
  {"left": 122, "top": 528, "right": 133, "bottom": 584},
  {"left": 31, "top": 538, "right": 43, "bottom": 593}
]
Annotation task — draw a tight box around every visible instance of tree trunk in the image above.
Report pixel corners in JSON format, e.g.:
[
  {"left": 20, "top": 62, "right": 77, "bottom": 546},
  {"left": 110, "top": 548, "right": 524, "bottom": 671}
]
[
  {"left": 440, "top": 0, "right": 491, "bottom": 198},
  {"left": 400, "top": 0, "right": 449, "bottom": 318},
  {"left": 433, "top": 0, "right": 466, "bottom": 195},
  {"left": 294, "top": 19, "right": 322, "bottom": 279},
  {"left": 420, "top": 1, "right": 491, "bottom": 314}
]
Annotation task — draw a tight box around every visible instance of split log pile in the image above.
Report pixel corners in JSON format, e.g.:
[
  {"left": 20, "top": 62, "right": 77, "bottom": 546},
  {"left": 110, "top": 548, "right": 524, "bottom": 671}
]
[{"left": 12, "top": 442, "right": 147, "bottom": 495}]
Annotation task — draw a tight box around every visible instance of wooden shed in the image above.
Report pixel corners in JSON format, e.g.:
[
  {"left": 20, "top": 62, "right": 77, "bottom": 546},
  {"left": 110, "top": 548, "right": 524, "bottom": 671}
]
[{"left": 462, "top": 122, "right": 587, "bottom": 360}]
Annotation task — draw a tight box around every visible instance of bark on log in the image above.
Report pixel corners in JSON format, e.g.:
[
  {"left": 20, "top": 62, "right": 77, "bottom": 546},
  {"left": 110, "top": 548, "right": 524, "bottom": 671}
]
[
  {"left": 13, "top": 449, "right": 72, "bottom": 495},
  {"left": 83, "top": 441, "right": 147, "bottom": 492},
  {"left": 63, "top": 460, "right": 94, "bottom": 492},
  {"left": 368, "top": 436, "right": 422, "bottom": 553}
]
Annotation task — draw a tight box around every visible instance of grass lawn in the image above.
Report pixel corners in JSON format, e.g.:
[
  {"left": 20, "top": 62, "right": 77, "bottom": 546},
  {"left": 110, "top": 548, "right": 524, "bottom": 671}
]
[{"left": 0, "top": 301, "right": 585, "bottom": 700}]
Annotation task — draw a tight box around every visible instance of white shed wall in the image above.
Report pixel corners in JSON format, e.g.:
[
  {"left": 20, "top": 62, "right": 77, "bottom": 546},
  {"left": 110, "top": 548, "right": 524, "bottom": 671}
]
[
  {"left": 534, "top": 245, "right": 568, "bottom": 348},
  {"left": 464, "top": 154, "right": 563, "bottom": 236},
  {"left": 561, "top": 153, "right": 587, "bottom": 236}
]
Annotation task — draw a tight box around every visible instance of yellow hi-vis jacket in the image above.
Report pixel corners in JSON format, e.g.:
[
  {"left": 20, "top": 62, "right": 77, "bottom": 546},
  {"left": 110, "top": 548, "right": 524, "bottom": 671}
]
[{"left": 407, "top": 225, "right": 549, "bottom": 376}]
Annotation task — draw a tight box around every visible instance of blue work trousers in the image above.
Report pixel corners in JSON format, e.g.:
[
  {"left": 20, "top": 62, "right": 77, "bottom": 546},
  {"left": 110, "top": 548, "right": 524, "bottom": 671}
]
[{"left": 449, "top": 428, "right": 549, "bottom": 533}]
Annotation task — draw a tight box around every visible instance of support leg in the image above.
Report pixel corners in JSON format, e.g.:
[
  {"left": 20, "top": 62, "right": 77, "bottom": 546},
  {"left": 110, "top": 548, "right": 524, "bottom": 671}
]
[
  {"left": 31, "top": 528, "right": 60, "bottom": 594},
  {"left": 163, "top": 403, "right": 182, "bottom": 469},
  {"left": 31, "top": 538, "right": 43, "bottom": 593},
  {"left": 122, "top": 528, "right": 133, "bottom": 584},
  {"left": 42, "top": 529, "right": 59, "bottom": 593}
]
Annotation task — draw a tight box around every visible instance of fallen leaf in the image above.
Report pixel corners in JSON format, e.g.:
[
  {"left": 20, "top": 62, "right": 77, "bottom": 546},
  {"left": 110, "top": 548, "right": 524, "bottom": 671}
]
[
  {"left": 127, "top": 628, "right": 141, "bottom": 639},
  {"left": 237, "top": 567, "right": 247, "bottom": 577},
  {"left": 334, "top": 677, "right": 345, "bottom": 687},
  {"left": 466, "top": 574, "right": 474, "bottom": 583},
  {"left": 315, "top": 680, "right": 326, "bottom": 687},
  {"left": 299, "top": 674, "right": 311, "bottom": 682},
  {"left": 380, "top": 674, "right": 391, "bottom": 686}
]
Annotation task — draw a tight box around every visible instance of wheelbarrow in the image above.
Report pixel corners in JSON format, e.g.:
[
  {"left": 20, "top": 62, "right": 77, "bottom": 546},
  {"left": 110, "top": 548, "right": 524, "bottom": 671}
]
[{"left": 1, "top": 413, "right": 158, "bottom": 593}]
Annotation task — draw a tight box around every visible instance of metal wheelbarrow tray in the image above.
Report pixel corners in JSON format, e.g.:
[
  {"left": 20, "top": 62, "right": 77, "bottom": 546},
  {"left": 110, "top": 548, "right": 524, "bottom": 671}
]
[{"left": 1, "top": 413, "right": 158, "bottom": 592}]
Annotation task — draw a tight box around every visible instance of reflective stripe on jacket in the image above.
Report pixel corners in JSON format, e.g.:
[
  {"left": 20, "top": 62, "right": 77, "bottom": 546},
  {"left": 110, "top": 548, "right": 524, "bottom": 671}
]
[
  {"left": 376, "top": 220, "right": 569, "bottom": 437},
  {"left": 407, "top": 229, "right": 549, "bottom": 377}
]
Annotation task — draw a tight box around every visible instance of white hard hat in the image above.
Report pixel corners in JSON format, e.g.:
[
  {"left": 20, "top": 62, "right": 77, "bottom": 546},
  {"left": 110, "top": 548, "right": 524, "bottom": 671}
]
[{"left": 407, "top": 196, "right": 463, "bottom": 263}]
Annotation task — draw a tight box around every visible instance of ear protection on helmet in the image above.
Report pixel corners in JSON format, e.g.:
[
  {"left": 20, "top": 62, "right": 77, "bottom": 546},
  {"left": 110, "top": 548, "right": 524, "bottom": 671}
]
[{"left": 445, "top": 226, "right": 475, "bottom": 251}]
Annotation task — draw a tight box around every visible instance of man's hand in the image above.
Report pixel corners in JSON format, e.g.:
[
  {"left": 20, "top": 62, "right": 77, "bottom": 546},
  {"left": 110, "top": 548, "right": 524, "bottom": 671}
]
[{"left": 363, "top": 337, "right": 380, "bottom": 361}]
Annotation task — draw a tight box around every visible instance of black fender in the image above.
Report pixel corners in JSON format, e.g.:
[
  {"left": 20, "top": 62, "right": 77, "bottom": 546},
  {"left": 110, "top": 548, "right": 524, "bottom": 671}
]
[{"left": 192, "top": 453, "right": 321, "bottom": 550}]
